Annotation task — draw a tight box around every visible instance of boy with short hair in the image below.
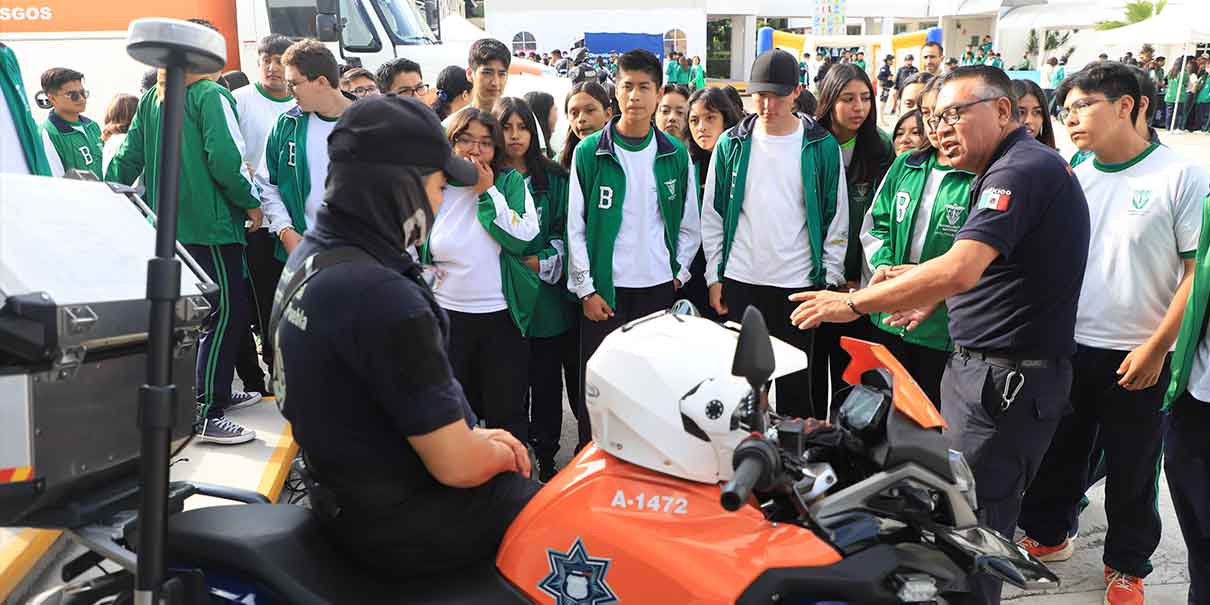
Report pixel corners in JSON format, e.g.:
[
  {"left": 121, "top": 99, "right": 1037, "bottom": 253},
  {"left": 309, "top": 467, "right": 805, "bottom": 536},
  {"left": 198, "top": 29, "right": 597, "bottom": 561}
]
[
  {"left": 701, "top": 49, "right": 847, "bottom": 420},
  {"left": 443, "top": 38, "right": 510, "bottom": 127},
  {"left": 40, "top": 67, "right": 102, "bottom": 177},
  {"left": 232, "top": 35, "right": 294, "bottom": 173},
  {"left": 566, "top": 49, "right": 701, "bottom": 438},
  {"left": 1018, "top": 61, "right": 1208, "bottom": 605}
]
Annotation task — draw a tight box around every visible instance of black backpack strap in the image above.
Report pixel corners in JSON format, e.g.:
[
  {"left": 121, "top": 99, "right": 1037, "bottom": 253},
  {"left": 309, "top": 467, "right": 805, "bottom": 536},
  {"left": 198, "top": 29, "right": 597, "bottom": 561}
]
[{"left": 269, "top": 246, "right": 375, "bottom": 400}]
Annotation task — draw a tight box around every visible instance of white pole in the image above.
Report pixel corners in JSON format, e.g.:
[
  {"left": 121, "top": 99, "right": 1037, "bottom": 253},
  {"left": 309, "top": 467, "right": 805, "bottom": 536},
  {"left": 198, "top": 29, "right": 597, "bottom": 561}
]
[{"left": 1171, "top": 41, "right": 1189, "bottom": 131}]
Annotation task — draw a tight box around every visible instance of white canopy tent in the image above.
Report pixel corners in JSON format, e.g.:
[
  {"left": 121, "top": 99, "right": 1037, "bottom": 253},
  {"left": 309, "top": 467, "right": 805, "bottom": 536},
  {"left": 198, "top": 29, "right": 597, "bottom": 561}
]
[{"left": 1061, "top": 2, "right": 1210, "bottom": 129}]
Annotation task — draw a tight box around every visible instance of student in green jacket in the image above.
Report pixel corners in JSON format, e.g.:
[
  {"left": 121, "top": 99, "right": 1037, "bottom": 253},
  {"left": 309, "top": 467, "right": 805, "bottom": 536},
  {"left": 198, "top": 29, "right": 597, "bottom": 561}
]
[
  {"left": 702, "top": 49, "right": 848, "bottom": 420},
  {"left": 566, "top": 49, "right": 701, "bottom": 414},
  {"left": 689, "top": 56, "right": 707, "bottom": 90},
  {"left": 1165, "top": 57, "right": 1195, "bottom": 130},
  {"left": 811, "top": 62, "right": 893, "bottom": 411},
  {"left": 421, "top": 107, "right": 540, "bottom": 444},
  {"left": 1194, "top": 68, "right": 1210, "bottom": 132},
  {"left": 106, "top": 22, "right": 263, "bottom": 445},
  {"left": 495, "top": 96, "right": 579, "bottom": 477},
  {"left": 860, "top": 85, "right": 974, "bottom": 406},
  {"left": 257, "top": 41, "right": 352, "bottom": 262},
  {"left": 1162, "top": 192, "right": 1210, "bottom": 604},
  {"left": 1, "top": 43, "right": 57, "bottom": 177},
  {"left": 39, "top": 67, "right": 102, "bottom": 177}
]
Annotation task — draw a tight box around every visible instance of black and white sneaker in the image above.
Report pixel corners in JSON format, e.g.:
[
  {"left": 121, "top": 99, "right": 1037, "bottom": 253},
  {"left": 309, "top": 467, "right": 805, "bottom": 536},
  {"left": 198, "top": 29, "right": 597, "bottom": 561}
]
[
  {"left": 197, "top": 415, "right": 257, "bottom": 445},
  {"left": 225, "top": 391, "right": 263, "bottom": 412}
]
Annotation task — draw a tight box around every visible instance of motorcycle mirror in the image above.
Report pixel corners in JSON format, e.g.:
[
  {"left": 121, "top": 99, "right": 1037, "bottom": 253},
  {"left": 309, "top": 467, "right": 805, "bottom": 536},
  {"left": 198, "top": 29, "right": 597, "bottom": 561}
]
[{"left": 732, "top": 306, "right": 775, "bottom": 391}]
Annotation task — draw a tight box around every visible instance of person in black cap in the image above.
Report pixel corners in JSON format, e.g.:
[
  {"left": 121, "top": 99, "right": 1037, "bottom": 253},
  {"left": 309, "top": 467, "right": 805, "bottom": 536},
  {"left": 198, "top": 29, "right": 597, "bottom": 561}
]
[
  {"left": 892, "top": 54, "right": 919, "bottom": 113},
  {"left": 273, "top": 94, "right": 538, "bottom": 578},
  {"left": 701, "top": 48, "right": 848, "bottom": 420}
]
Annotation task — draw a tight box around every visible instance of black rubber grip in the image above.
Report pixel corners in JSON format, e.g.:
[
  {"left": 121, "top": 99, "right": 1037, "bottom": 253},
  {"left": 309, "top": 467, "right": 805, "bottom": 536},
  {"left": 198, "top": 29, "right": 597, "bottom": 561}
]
[{"left": 721, "top": 456, "right": 765, "bottom": 511}]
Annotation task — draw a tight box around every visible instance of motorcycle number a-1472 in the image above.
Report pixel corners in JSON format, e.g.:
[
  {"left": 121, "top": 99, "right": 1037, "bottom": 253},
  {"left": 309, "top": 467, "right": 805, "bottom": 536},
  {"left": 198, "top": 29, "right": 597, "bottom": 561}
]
[{"left": 609, "top": 489, "right": 688, "bottom": 514}]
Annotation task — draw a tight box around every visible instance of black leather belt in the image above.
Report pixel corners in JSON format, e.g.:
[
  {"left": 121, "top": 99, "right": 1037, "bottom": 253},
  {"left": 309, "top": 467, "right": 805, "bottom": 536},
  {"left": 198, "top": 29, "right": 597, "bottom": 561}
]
[{"left": 954, "top": 345, "right": 1052, "bottom": 369}]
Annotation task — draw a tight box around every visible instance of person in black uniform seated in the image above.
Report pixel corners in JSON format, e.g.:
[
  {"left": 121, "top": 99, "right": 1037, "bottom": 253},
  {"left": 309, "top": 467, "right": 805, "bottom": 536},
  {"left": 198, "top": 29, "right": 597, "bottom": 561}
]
[{"left": 273, "top": 94, "right": 538, "bottom": 577}]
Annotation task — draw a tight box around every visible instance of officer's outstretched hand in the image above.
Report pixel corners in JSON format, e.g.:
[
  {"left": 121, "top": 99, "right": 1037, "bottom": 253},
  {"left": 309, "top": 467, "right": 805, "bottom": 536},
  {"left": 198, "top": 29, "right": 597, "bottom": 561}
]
[
  {"left": 883, "top": 302, "right": 938, "bottom": 332},
  {"left": 788, "top": 289, "right": 859, "bottom": 330}
]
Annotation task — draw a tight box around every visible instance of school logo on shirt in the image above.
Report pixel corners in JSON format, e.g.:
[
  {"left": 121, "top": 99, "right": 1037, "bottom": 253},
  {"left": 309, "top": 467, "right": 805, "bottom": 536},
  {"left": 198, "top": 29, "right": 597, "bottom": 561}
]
[
  {"left": 663, "top": 179, "right": 678, "bottom": 198},
  {"left": 1129, "top": 189, "right": 1152, "bottom": 215},
  {"left": 78, "top": 145, "right": 94, "bottom": 165},
  {"left": 895, "top": 192, "right": 911, "bottom": 222},
  {"left": 977, "top": 187, "right": 1012, "bottom": 212},
  {"left": 598, "top": 186, "right": 614, "bottom": 209},
  {"left": 287, "top": 141, "right": 297, "bottom": 167},
  {"left": 938, "top": 203, "right": 966, "bottom": 236}
]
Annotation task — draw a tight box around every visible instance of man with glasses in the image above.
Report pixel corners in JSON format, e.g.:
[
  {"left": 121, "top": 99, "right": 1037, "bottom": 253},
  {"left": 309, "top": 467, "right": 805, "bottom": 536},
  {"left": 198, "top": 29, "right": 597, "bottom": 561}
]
[
  {"left": 255, "top": 39, "right": 352, "bottom": 295},
  {"left": 376, "top": 58, "right": 430, "bottom": 100},
  {"left": 39, "top": 67, "right": 102, "bottom": 177},
  {"left": 787, "top": 65, "right": 1090, "bottom": 604},
  {"left": 443, "top": 38, "right": 511, "bottom": 128},
  {"left": 1016, "top": 62, "right": 1207, "bottom": 605},
  {"left": 339, "top": 67, "right": 380, "bottom": 98}
]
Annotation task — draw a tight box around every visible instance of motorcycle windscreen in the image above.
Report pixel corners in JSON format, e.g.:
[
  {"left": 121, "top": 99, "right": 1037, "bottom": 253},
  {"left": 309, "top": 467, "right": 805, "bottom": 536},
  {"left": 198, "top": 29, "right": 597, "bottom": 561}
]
[
  {"left": 838, "top": 337, "right": 946, "bottom": 430},
  {"left": 932, "top": 525, "right": 1060, "bottom": 591}
]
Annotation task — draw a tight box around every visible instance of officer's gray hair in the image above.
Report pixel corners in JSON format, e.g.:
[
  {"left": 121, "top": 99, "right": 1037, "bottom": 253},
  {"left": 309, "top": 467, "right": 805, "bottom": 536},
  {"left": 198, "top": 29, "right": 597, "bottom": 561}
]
[{"left": 936, "top": 65, "right": 1019, "bottom": 118}]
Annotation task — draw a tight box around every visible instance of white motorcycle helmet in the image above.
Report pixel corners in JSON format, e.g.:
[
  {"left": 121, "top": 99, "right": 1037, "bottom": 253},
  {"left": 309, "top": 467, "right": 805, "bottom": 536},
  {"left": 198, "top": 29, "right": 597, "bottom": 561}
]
[{"left": 585, "top": 311, "right": 808, "bottom": 484}]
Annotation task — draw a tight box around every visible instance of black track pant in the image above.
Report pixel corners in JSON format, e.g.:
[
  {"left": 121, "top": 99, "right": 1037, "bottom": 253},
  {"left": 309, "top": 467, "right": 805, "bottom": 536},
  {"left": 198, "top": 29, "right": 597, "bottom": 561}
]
[
  {"left": 721, "top": 278, "right": 818, "bottom": 419},
  {"left": 447, "top": 309, "right": 530, "bottom": 442},
  {"left": 1166, "top": 391, "right": 1210, "bottom": 603},
  {"left": 528, "top": 328, "right": 581, "bottom": 461},
  {"left": 187, "top": 243, "right": 248, "bottom": 421}
]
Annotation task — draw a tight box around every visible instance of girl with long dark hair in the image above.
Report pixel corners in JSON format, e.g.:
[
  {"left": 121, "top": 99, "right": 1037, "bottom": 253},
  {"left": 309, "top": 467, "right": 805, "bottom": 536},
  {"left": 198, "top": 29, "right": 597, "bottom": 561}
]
[
  {"left": 522, "top": 91, "right": 557, "bottom": 158},
  {"left": 420, "top": 107, "right": 540, "bottom": 443},
  {"left": 682, "top": 86, "right": 743, "bottom": 319},
  {"left": 857, "top": 74, "right": 974, "bottom": 407},
  {"left": 1012, "top": 79, "right": 1056, "bottom": 148},
  {"left": 811, "top": 62, "right": 893, "bottom": 408},
  {"left": 493, "top": 97, "right": 580, "bottom": 480},
  {"left": 559, "top": 81, "right": 613, "bottom": 171},
  {"left": 432, "top": 65, "right": 473, "bottom": 121}
]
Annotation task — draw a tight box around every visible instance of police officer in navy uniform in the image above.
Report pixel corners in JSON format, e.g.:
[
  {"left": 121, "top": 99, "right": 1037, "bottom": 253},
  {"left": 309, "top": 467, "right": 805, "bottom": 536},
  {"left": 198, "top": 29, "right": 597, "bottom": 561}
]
[
  {"left": 786, "top": 65, "right": 1090, "bottom": 604},
  {"left": 274, "top": 95, "right": 539, "bottom": 578}
]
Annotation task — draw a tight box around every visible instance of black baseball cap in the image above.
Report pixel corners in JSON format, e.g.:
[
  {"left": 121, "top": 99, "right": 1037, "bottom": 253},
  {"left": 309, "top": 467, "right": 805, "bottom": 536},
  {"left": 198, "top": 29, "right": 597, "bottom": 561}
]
[
  {"left": 328, "top": 94, "right": 477, "bottom": 184},
  {"left": 748, "top": 49, "right": 799, "bottom": 96}
]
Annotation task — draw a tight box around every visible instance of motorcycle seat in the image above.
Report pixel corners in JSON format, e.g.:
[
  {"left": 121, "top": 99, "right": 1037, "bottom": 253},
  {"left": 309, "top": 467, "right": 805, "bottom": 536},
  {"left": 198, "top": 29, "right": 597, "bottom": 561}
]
[{"left": 165, "top": 503, "right": 526, "bottom": 604}]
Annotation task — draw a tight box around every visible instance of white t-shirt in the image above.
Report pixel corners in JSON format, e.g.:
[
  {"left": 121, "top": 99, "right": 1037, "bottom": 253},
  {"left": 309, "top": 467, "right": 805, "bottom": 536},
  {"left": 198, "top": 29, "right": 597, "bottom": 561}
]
[
  {"left": 1189, "top": 336, "right": 1210, "bottom": 402},
  {"left": 233, "top": 83, "right": 294, "bottom": 172},
  {"left": 565, "top": 130, "right": 702, "bottom": 298},
  {"left": 1074, "top": 143, "right": 1207, "bottom": 350},
  {"left": 303, "top": 116, "right": 336, "bottom": 228},
  {"left": 907, "top": 166, "right": 953, "bottom": 263},
  {"left": 102, "top": 132, "right": 125, "bottom": 176},
  {"left": 429, "top": 183, "right": 540, "bottom": 313},
  {"left": 726, "top": 123, "right": 813, "bottom": 288},
  {"left": 1039, "top": 64, "right": 1056, "bottom": 89}
]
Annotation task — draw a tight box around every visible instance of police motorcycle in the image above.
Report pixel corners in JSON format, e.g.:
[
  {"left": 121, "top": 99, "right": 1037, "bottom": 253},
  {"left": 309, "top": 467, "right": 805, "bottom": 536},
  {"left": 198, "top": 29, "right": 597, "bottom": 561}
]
[{"left": 4, "top": 19, "right": 1060, "bottom": 605}]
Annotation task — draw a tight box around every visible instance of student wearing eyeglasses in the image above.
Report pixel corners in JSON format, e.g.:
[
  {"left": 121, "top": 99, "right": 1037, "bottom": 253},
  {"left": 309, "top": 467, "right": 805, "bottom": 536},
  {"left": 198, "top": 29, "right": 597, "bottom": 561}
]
[
  {"left": 789, "top": 65, "right": 1090, "bottom": 605},
  {"left": 39, "top": 67, "right": 102, "bottom": 177}
]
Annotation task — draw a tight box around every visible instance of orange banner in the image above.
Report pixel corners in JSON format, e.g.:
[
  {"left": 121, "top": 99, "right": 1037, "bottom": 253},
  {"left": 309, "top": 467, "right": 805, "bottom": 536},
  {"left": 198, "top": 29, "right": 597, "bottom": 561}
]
[{"left": 0, "top": 0, "right": 240, "bottom": 68}]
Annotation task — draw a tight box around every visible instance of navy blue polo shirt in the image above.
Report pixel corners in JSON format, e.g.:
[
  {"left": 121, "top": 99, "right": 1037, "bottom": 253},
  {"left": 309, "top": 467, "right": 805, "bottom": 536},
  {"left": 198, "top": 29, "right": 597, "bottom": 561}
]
[
  {"left": 277, "top": 237, "right": 476, "bottom": 506},
  {"left": 947, "top": 127, "right": 1090, "bottom": 358}
]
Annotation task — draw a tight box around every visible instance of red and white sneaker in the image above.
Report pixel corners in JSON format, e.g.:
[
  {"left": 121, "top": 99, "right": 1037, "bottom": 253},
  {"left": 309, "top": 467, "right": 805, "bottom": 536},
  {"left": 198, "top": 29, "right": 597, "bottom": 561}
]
[
  {"left": 1016, "top": 535, "right": 1074, "bottom": 562},
  {"left": 1104, "top": 567, "right": 1143, "bottom": 605}
]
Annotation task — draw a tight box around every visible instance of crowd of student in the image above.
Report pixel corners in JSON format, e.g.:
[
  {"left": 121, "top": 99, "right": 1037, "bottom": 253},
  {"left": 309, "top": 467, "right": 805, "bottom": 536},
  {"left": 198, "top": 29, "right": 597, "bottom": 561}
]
[{"left": 6, "top": 20, "right": 1210, "bottom": 604}]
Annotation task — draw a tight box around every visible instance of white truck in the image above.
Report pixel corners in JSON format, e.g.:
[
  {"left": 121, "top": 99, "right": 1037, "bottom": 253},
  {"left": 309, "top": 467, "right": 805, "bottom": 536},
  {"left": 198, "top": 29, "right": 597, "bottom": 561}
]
[{"left": 0, "top": 0, "right": 562, "bottom": 121}]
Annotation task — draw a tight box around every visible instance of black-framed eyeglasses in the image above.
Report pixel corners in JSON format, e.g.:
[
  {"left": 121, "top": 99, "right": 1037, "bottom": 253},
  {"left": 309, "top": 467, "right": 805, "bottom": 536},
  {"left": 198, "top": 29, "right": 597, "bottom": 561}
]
[
  {"left": 926, "top": 97, "right": 1000, "bottom": 130},
  {"left": 61, "top": 89, "right": 89, "bottom": 102},
  {"left": 393, "top": 83, "right": 430, "bottom": 97},
  {"left": 285, "top": 78, "right": 309, "bottom": 93},
  {"left": 453, "top": 135, "right": 494, "bottom": 149},
  {"left": 350, "top": 85, "right": 379, "bottom": 96},
  {"left": 1057, "top": 96, "right": 1121, "bottom": 123}
]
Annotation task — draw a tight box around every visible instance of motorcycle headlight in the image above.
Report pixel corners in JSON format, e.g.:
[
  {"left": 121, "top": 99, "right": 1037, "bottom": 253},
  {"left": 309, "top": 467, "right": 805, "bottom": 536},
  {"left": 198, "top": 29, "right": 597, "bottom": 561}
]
[
  {"left": 948, "top": 449, "right": 977, "bottom": 512},
  {"left": 893, "top": 573, "right": 938, "bottom": 603}
]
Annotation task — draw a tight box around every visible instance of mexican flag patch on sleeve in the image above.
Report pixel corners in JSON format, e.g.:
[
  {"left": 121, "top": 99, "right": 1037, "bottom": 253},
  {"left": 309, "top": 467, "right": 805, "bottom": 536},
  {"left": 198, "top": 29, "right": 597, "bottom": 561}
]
[{"left": 977, "top": 188, "right": 1012, "bottom": 211}]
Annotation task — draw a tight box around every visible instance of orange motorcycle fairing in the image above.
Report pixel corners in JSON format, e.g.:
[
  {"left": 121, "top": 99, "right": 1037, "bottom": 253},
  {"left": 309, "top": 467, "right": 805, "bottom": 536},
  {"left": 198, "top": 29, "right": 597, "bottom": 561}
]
[
  {"left": 497, "top": 446, "right": 842, "bottom": 604},
  {"left": 839, "top": 336, "right": 947, "bottom": 430}
]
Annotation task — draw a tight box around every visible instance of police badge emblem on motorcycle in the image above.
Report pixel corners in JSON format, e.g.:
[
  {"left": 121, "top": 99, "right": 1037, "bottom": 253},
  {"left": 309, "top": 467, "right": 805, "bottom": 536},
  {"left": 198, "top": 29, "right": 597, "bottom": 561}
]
[{"left": 538, "top": 538, "right": 619, "bottom": 605}]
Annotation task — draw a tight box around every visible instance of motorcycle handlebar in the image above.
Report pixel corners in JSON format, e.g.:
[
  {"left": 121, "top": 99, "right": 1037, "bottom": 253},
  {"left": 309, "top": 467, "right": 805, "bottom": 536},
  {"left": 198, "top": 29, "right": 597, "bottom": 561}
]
[{"left": 720, "top": 456, "right": 765, "bottom": 511}]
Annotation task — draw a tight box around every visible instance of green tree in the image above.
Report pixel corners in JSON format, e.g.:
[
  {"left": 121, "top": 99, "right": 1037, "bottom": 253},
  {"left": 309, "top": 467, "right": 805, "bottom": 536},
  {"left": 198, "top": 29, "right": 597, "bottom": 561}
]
[{"left": 1096, "top": 0, "right": 1167, "bottom": 30}]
